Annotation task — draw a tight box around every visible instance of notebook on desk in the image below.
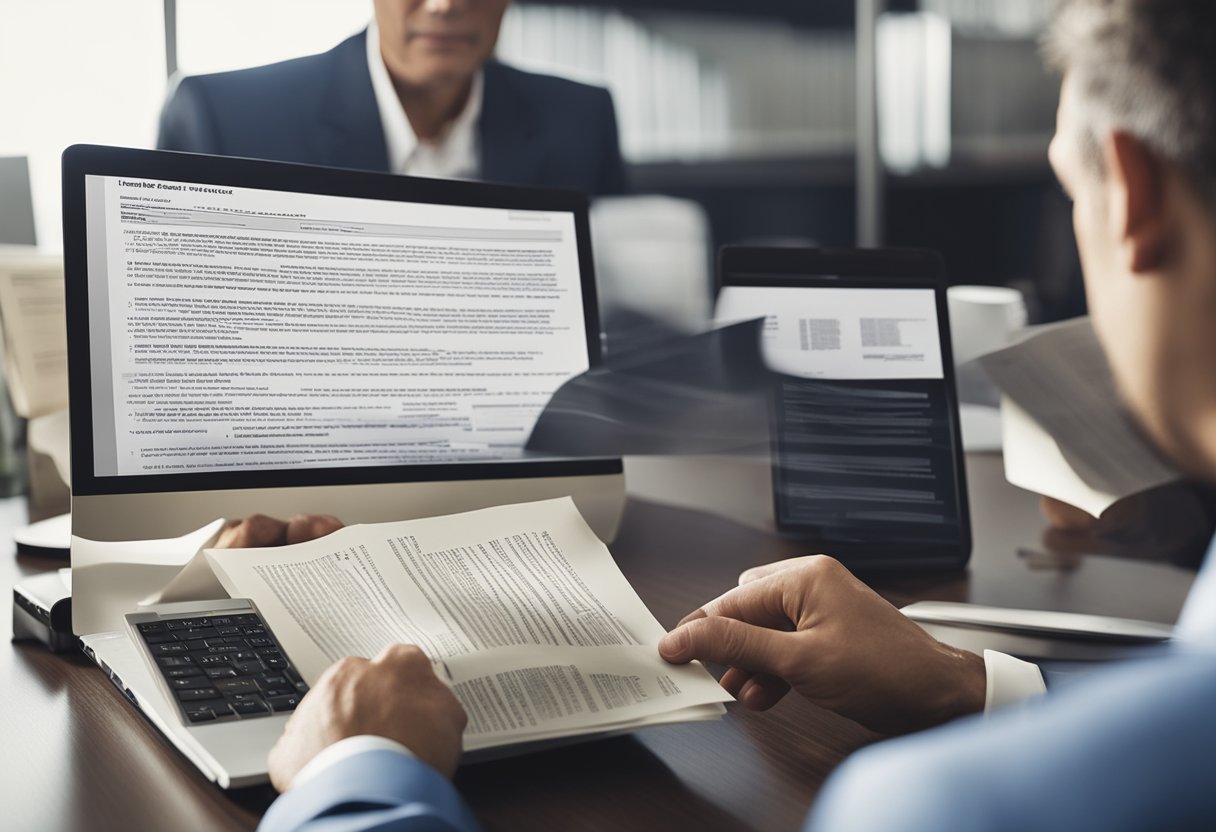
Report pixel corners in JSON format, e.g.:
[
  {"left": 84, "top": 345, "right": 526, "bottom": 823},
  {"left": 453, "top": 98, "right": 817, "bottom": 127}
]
[{"left": 60, "top": 144, "right": 630, "bottom": 787}]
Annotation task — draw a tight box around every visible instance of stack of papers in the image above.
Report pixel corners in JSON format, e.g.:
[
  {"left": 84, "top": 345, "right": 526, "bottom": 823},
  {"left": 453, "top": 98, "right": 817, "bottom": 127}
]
[{"left": 76, "top": 498, "right": 731, "bottom": 752}]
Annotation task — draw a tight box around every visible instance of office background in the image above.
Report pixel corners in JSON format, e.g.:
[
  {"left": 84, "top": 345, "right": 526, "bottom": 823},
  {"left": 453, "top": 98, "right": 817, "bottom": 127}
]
[{"left": 0, "top": 0, "right": 1079, "bottom": 320}]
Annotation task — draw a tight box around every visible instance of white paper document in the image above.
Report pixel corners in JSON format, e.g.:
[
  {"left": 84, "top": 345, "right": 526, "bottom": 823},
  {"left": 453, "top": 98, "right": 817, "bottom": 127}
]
[
  {"left": 980, "top": 317, "right": 1180, "bottom": 516},
  {"left": 0, "top": 253, "right": 67, "bottom": 418},
  {"left": 714, "top": 285, "right": 944, "bottom": 380},
  {"left": 194, "top": 497, "right": 730, "bottom": 751},
  {"left": 72, "top": 518, "right": 228, "bottom": 635}
]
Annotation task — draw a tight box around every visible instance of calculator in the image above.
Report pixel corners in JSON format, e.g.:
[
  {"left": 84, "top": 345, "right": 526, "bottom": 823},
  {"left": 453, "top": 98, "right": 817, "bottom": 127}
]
[{"left": 125, "top": 599, "right": 310, "bottom": 725}]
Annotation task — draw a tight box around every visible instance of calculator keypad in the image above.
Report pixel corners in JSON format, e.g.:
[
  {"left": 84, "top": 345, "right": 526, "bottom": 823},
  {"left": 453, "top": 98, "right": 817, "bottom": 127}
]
[{"left": 135, "top": 613, "right": 309, "bottom": 724}]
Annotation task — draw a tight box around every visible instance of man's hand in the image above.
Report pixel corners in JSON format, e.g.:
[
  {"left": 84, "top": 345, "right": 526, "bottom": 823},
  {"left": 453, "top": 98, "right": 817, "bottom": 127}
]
[
  {"left": 1039, "top": 496, "right": 1099, "bottom": 532},
  {"left": 215, "top": 513, "right": 344, "bottom": 549},
  {"left": 268, "top": 644, "right": 467, "bottom": 792},
  {"left": 658, "top": 555, "right": 986, "bottom": 735}
]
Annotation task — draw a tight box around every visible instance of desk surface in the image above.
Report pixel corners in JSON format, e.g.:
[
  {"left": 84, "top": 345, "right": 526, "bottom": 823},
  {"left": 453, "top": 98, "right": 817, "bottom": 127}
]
[{"left": 1, "top": 455, "right": 1198, "bottom": 832}]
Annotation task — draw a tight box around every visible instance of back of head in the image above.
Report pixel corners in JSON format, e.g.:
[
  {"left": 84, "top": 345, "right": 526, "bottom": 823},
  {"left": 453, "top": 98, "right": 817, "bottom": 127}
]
[
  {"left": 1044, "top": 0, "right": 1216, "bottom": 211},
  {"left": 1044, "top": 0, "right": 1216, "bottom": 478}
]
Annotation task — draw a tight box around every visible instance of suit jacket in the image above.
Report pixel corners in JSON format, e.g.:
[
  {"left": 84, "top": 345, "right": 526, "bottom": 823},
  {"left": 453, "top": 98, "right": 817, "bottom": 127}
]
[{"left": 158, "top": 30, "right": 628, "bottom": 197}]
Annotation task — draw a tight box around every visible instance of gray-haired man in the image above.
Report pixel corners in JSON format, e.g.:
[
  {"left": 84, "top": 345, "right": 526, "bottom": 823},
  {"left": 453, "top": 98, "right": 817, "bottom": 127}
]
[{"left": 247, "top": 1, "right": 1216, "bottom": 828}]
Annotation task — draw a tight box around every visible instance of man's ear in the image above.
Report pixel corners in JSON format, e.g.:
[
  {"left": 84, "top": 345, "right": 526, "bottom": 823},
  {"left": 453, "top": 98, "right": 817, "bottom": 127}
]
[{"left": 1102, "top": 131, "right": 1168, "bottom": 273}]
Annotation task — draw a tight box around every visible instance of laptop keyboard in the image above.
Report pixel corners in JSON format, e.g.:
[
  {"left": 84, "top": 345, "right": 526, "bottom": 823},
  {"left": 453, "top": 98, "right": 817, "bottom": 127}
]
[{"left": 134, "top": 611, "right": 309, "bottom": 724}]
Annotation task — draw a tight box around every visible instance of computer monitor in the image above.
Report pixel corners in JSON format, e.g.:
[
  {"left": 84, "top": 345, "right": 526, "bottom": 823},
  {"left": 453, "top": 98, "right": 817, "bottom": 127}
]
[{"left": 62, "top": 145, "right": 624, "bottom": 633}]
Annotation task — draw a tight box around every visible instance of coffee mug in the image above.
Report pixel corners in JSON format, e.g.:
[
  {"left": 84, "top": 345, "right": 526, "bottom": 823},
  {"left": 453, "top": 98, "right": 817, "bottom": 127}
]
[{"left": 946, "top": 285, "right": 1027, "bottom": 366}]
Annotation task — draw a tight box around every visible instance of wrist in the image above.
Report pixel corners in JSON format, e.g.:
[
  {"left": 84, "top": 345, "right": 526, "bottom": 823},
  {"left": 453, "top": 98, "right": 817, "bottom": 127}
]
[
  {"left": 288, "top": 735, "right": 416, "bottom": 791},
  {"left": 925, "top": 643, "right": 986, "bottom": 726}
]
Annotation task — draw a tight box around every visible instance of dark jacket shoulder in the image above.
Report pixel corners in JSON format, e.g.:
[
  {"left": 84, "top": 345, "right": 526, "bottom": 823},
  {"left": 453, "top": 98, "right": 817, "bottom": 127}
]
[
  {"left": 480, "top": 61, "right": 628, "bottom": 195},
  {"left": 157, "top": 32, "right": 627, "bottom": 195},
  {"left": 158, "top": 32, "right": 382, "bottom": 169}
]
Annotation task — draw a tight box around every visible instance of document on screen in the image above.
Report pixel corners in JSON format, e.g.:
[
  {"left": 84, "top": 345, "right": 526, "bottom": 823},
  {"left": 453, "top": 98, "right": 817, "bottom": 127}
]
[
  {"left": 714, "top": 284, "right": 944, "bottom": 380},
  {"left": 202, "top": 497, "right": 731, "bottom": 751},
  {"left": 84, "top": 175, "right": 590, "bottom": 477}
]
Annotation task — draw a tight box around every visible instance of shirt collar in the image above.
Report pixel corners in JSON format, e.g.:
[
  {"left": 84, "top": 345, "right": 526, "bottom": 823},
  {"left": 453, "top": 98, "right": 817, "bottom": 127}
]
[{"left": 365, "top": 20, "right": 483, "bottom": 177}]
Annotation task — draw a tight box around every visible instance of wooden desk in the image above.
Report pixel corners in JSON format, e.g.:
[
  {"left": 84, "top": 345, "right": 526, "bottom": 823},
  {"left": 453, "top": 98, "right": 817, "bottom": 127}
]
[{"left": 0, "top": 455, "right": 1197, "bottom": 831}]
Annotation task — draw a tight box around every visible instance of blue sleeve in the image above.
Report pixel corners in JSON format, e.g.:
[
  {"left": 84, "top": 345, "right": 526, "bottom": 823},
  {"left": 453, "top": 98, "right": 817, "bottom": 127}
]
[
  {"left": 807, "top": 652, "right": 1216, "bottom": 832},
  {"left": 259, "top": 749, "right": 482, "bottom": 832}
]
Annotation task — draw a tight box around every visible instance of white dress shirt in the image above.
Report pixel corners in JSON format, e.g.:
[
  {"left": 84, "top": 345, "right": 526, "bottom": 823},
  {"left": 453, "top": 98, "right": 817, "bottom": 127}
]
[
  {"left": 982, "top": 649, "right": 1046, "bottom": 711},
  {"left": 365, "top": 20, "right": 483, "bottom": 179}
]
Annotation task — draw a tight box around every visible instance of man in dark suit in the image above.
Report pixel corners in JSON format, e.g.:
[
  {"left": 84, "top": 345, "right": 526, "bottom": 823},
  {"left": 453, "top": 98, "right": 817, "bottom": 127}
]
[{"left": 158, "top": 0, "right": 627, "bottom": 197}]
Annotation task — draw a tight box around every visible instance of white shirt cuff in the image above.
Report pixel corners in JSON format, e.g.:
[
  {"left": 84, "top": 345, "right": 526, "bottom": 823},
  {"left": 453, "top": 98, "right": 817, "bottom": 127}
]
[
  {"left": 289, "top": 735, "right": 416, "bottom": 791},
  {"left": 983, "top": 649, "right": 1047, "bottom": 713}
]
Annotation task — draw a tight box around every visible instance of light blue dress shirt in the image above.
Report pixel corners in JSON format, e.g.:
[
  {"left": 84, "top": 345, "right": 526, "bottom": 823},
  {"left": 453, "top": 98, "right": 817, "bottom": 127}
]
[
  {"left": 811, "top": 537, "right": 1216, "bottom": 831},
  {"left": 258, "top": 748, "right": 480, "bottom": 832},
  {"left": 263, "top": 539, "right": 1216, "bottom": 832}
]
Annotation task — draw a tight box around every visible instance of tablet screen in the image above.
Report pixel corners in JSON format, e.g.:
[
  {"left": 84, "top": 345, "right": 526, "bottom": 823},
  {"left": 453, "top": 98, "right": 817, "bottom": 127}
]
[{"left": 716, "top": 258, "right": 968, "bottom": 565}]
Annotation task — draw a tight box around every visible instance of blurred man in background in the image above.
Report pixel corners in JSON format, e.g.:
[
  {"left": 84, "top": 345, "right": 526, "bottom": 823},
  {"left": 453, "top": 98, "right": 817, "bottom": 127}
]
[{"left": 158, "top": 0, "right": 627, "bottom": 196}]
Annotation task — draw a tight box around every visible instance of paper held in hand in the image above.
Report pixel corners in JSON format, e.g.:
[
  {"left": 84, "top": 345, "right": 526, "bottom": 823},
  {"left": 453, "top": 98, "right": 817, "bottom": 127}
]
[
  {"left": 168, "top": 497, "right": 731, "bottom": 751},
  {"left": 978, "top": 317, "right": 1180, "bottom": 518}
]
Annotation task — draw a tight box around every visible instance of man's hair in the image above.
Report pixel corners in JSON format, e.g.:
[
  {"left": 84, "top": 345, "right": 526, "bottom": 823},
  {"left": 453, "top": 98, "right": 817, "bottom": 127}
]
[{"left": 1044, "top": 0, "right": 1216, "bottom": 207}]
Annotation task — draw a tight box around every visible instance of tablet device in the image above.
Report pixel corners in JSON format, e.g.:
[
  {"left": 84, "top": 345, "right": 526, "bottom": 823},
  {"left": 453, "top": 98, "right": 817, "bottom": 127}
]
[{"left": 715, "top": 247, "right": 971, "bottom": 571}]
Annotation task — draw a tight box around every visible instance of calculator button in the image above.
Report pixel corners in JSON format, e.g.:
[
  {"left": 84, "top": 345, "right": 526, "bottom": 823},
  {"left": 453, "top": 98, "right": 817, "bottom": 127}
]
[
  {"left": 171, "top": 677, "right": 207, "bottom": 690},
  {"left": 152, "top": 643, "right": 188, "bottom": 655},
  {"left": 214, "top": 679, "right": 260, "bottom": 695},
  {"left": 266, "top": 694, "right": 301, "bottom": 712},
  {"left": 261, "top": 685, "right": 295, "bottom": 698},
  {"left": 230, "top": 695, "right": 269, "bottom": 715},
  {"left": 165, "top": 667, "right": 204, "bottom": 679},
  {"left": 157, "top": 656, "right": 195, "bottom": 668},
  {"left": 197, "top": 655, "right": 232, "bottom": 668},
  {"left": 143, "top": 632, "right": 178, "bottom": 644},
  {"left": 181, "top": 627, "right": 220, "bottom": 640}
]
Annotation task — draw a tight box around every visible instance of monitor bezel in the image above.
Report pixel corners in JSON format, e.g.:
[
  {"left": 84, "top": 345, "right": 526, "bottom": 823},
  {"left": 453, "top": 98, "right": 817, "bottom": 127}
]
[
  {"left": 62, "top": 144, "right": 620, "bottom": 497},
  {"left": 717, "top": 245, "right": 972, "bottom": 572}
]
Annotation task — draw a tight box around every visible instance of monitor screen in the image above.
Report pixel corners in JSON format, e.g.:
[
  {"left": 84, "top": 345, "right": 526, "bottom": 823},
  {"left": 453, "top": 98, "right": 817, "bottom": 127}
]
[{"left": 64, "top": 147, "right": 616, "bottom": 497}]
